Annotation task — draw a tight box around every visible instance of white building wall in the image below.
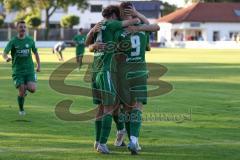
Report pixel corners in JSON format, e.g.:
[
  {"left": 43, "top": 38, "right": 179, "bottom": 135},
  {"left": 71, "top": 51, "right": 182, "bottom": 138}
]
[
  {"left": 41, "top": 0, "right": 120, "bottom": 29},
  {"left": 158, "top": 22, "right": 172, "bottom": 42},
  {"left": 203, "top": 23, "right": 240, "bottom": 41},
  {"left": 158, "top": 22, "right": 240, "bottom": 42}
]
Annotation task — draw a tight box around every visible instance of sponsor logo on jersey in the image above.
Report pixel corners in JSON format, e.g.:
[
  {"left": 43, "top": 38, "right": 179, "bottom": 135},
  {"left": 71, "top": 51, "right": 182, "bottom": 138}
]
[
  {"left": 25, "top": 44, "right": 29, "bottom": 48},
  {"left": 94, "top": 52, "right": 104, "bottom": 57},
  {"left": 16, "top": 49, "right": 30, "bottom": 57}
]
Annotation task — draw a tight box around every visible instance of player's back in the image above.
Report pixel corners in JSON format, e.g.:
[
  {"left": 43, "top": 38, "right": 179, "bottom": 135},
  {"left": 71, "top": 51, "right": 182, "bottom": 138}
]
[{"left": 93, "top": 19, "right": 123, "bottom": 72}]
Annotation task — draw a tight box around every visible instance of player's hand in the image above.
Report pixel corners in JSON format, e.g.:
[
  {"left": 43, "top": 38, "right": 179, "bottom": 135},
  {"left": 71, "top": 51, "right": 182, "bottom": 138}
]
[
  {"left": 126, "top": 26, "right": 139, "bottom": 33},
  {"left": 132, "top": 18, "right": 141, "bottom": 24},
  {"left": 93, "top": 42, "right": 106, "bottom": 50},
  {"left": 36, "top": 66, "right": 41, "bottom": 72},
  {"left": 92, "top": 21, "right": 103, "bottom": 33},
  {"left": 124, "top": 8, "right": 137, "bottom": 17},
  {"left": 6, "top": 57, "right": 12, "bottom": 62}
]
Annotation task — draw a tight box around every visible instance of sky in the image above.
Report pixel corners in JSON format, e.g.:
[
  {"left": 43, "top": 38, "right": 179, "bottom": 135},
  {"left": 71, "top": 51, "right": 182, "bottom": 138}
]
[{"left": 161, "top": 0, "right": 186, "bottom": 7}]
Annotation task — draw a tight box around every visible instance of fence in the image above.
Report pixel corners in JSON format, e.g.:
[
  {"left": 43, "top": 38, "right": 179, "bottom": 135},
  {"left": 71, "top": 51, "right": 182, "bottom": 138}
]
[
  {"left": 163, "top": 41, "right": 240, "bottom": 49},
  {"left": 0, "top": 28, "right": 81, "bottom": 41}
]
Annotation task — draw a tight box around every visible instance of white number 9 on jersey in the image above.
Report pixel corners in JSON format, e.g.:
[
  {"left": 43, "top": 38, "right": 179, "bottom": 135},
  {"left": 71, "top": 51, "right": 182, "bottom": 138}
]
[{"left": 130, "top": 35, "right": 140, "bottom": 57}]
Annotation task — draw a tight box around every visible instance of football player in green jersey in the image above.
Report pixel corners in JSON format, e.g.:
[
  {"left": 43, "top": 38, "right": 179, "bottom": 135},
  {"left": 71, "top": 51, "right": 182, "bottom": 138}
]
[
  {"left": 114, "top": 2, "right": 160, "bottom": 155},
  {"left": 2, "top": 20, "right": 41, "bottom": 116},
  {"left": 86, "top": 5, "right": 141, "bottom": 154},
  {"left": 73, "top": 28, "right": 86, "bottom": 70}
]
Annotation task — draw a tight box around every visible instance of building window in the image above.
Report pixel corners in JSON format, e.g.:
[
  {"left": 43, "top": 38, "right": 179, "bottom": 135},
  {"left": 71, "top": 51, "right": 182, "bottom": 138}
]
[
  {"left": 229, "top": 31, "right": 240, "bottom": 41},
  {"left": 213, "top": 31, "right": 220, "bottom": 41},
  {"left": 90, "top": 5, "right": 102, "bottom": 12},
  {"left": 234, "top": 10, "right": 240, "bottom": 16}
]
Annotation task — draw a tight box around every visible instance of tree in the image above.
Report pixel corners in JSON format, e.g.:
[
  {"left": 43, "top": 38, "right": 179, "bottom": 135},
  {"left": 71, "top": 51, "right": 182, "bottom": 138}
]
[
  {"left": 25, "top": 15, "right": 41, "bottom": 40},
  {"left": 3, "top": 0, "right": 88, "bottom": 39},
  {"left": 25, "top": 15, "right": 41, "bottom": 28},
  {"left": 36, "top": 0, "right": 88, "bottom": 39},
  {"left": 162, "top": 2, "right": 177, "bottom": 16},
  {"left": 60, "top": 15, "right": 79, "bottom": 28}
]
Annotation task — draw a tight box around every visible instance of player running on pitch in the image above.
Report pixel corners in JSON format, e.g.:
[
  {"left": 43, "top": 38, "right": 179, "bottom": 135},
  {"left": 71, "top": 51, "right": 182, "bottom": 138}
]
[
  {"left": 73, "top": 28, "right": 86, "bottom": 70},
  {"left": 2, "top": 20, "right": 41, "bottom": 116}
]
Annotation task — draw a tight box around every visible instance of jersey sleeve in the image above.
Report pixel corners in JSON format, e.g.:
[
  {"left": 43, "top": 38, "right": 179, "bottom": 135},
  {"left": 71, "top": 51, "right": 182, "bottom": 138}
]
[
  {"left": 3, "top": 40, "right": 13, "bottom": 54},
  {"left": 31, "top": 40, "right": 38, "bottom": 54},
  {"left": 73, "top": 35, "right": 77, "bottom": 42},
  {"left": 108, "top": 20, "right": 123, "bottom": 32}
]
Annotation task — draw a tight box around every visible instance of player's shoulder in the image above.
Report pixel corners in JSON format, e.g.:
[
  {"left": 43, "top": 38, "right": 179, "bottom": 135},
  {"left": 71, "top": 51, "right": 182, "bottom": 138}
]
[
  {"left": 105, "top": 19, "right": 121, "bottom": 26},
  {"left": 8, "top": 36, "right": 18, "bottom": 42},
  {"left": 25, "top": 35, "right": 35, "bottom": 42}
]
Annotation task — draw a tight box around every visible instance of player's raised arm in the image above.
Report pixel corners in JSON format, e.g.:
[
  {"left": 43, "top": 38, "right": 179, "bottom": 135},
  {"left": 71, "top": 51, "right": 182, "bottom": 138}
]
[
  {"left": 121, "top": 17, "right": 140, "bottom": 27},
  {"left": 89, "top": 42, "right": 106, "bottom": 52},
  {"left": 127, "top": 24, "right": 160, "bottom": 32},
  {"left": 85, "top": 22, "right": 103, "bottom": 46},
  {"left": 124, "top": 8, "right": 150, "bottom": 25}
]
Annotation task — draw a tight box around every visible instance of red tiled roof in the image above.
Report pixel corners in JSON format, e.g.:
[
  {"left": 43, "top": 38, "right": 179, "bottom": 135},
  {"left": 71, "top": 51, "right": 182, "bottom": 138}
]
[{"left": 158, "top": 3, "right": 240, "bottom": 23}]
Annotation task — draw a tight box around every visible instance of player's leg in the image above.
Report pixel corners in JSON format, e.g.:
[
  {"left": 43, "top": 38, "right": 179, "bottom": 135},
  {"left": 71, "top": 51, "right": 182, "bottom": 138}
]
[
  {"left": 56, "top": 46, "right": 63, "bottom": 61},
  {"left": 13, "top": 74, "right": 26, "bottom": 115},
  {"left": 127, "top": 71, "right": 147, "bottom": 154},
  {"left": 18, "top": 84, "right": 26, "bottom": 115},
  {"left": 128, "top": 103, "right": 143, "bottom": 154},
  {"left": 113, "top": 104, "right": 126, "bottom": 147},
  {"left": 59, "top": 51, "right": 63, "bottom": 61},
  {"left": 25, "top": 72, "right": 37, "bottom": 93},
  {"left": 94, "top": 104, "right": 103, "bottom": 149},
  {"left": 92, "top": 72, "right": 103, "bottom": 150},
  {"left": 26, "top": 82, "right": 36, "bottom": 93},
  {"left": 123, "top": 105, "right": 131, "bottom": 141},
  {"left": 76, "top": 55, "right": 83, "bottom": 70},
  {"left": 111, "top": 72, "right": 126, "bottom": 146},
  {"left": 97, "top": 72, "right": 116, "bottom": 154}
]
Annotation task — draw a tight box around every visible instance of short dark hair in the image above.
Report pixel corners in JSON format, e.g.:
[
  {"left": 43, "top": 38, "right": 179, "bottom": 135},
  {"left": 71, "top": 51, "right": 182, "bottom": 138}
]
[
  {"left": 79, "top": 28, "right": 83, "bottom": 32},
  {"left": 102, "top": 5, "right": 120, "bottom": 19},
  {"left": 120, "top": 2, "right": 133, "bottom": 9},
  {"left": 119, "top": 2, "right": 133, "bottom": 18},
  {"left": 16, "top": 20, "right": 26, "bottom": 26}
]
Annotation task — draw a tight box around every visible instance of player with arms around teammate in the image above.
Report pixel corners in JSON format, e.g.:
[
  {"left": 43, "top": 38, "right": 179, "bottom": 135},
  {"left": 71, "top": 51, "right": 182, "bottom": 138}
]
[
  {"left": 85, "top": 5, "right": 140, "bottom": 154},
  {"left": 115, "top": 2, "right": 160, "bottom": 155},
  {"left": 73, "top": 28, "right": 86, "bottom": 70},
  {"left": 2, "top": 20, "right": 41, "bottom": 116}
]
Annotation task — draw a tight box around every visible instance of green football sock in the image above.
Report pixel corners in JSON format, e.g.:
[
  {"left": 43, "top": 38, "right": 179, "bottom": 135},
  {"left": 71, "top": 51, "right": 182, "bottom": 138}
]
[
  {"left": 17, "top": 96, "right": 25, "bottom": 111},
  {"left": 125, "top": 119, "right": 130, "bottom": 140},
  {"left": 95, "top": 119, "right": 102, "bottom": 142},
  {"left": 99, "top": 114, "right": 112, "bottom": 144},
  {"left": 113, "top": 114, "right": 124, "bottom": 131},
  {"left": 130, "top": 109, "right": 142, "bottom": 138}
]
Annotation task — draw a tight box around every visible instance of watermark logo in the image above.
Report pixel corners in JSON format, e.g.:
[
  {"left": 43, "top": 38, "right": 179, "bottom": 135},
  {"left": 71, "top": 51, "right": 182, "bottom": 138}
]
[{"left": 49, "top": 55, "right": 173, "bottom": 121}]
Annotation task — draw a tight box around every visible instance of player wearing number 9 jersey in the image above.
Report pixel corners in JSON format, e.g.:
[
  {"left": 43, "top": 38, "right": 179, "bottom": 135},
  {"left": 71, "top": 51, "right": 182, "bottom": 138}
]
[
  {"left": 115, "top": 27, "right": 149, "bottom": 106},
  {"left": 114, "top": 2, "right": 160, "bottom": 155}
]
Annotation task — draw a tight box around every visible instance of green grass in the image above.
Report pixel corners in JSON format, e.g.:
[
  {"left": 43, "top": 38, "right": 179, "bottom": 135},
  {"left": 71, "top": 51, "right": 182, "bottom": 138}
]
[{"left": 0, "top": 48, "right": 240, "bottom": 160}]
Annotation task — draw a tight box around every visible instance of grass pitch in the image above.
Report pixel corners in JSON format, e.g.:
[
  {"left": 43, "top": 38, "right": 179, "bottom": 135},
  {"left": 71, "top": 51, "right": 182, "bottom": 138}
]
[{"left": 0, "top": 48, "right": 240, "bottom": 160}]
